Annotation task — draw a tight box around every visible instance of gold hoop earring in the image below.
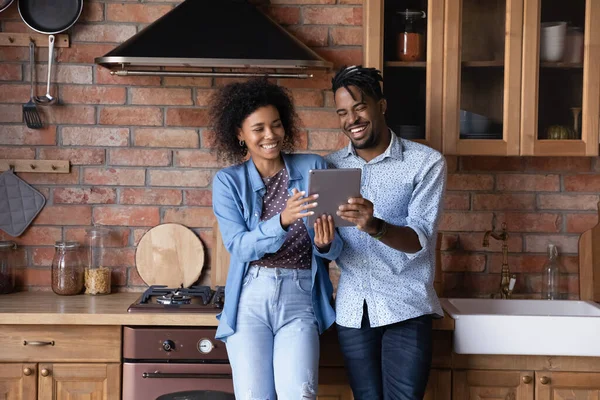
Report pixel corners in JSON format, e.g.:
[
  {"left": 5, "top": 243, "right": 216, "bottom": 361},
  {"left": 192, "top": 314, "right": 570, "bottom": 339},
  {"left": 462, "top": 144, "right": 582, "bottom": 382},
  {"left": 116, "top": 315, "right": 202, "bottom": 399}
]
[{"left": 239, "top": 140, "right": 245, "bottom": 147}]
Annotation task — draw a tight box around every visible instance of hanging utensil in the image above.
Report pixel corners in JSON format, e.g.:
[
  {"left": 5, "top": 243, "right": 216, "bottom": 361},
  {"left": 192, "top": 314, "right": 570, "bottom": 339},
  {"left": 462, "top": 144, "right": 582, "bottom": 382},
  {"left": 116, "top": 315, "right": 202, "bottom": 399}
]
[
  {"left": 0, "top": 0, "right": 14, "bottom": 13},
  {"left": 23, "top": 41, "right": 43, "bottom": 128},
  {"left": 34, "top": 35, "right": 56, "bottom": 106}
]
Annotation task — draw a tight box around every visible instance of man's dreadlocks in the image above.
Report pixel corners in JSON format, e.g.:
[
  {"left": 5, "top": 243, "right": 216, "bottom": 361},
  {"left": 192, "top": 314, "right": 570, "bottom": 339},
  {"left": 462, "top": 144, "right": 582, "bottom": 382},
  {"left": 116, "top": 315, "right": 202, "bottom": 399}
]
[{"left": 331, "top": 65, "right": 384, "bottom": 101}]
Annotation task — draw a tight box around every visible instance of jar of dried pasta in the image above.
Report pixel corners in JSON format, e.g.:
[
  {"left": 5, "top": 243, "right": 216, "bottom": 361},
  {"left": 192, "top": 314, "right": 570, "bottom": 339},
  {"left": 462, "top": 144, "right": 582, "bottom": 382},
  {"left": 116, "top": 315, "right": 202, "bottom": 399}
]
[{"left": 84, "top": 228, "right": 111, "bottom": 295}]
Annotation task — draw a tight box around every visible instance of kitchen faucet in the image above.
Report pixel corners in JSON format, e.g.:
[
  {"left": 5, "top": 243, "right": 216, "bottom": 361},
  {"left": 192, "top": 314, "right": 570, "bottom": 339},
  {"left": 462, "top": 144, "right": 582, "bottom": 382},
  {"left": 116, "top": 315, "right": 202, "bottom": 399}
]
[{"left": 483, "top": 222, "right": 516, "bottom": 299}]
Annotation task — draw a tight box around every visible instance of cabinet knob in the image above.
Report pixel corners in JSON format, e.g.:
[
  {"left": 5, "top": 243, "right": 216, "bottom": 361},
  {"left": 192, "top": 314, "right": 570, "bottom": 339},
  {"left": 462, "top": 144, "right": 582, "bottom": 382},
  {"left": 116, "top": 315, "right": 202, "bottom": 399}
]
[
  {"left": 540, "top": 376, "right": 550, "bottom": 385},
  {"left": 23, "top": 368, "right": 32, "bottom": 376},
  {"left": 40, "top": 368, "right": 50, "bottom": 377},
  {"left": 522, "top": 375, "right": 532, "bottom": 384}
]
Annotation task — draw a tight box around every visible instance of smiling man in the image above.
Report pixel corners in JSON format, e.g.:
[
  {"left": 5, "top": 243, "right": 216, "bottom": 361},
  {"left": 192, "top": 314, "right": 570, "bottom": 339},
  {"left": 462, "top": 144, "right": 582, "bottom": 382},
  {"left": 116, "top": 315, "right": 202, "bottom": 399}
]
[{"left": 325, "top": 65, "right": 447, "bottom": 400}]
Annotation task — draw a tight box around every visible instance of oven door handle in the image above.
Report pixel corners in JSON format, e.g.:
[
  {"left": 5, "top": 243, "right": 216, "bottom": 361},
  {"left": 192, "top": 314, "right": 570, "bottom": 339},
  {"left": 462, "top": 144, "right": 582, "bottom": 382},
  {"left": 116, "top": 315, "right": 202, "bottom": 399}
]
[{"left": 142, "top": 372, "right": 232, "bottom": 379}]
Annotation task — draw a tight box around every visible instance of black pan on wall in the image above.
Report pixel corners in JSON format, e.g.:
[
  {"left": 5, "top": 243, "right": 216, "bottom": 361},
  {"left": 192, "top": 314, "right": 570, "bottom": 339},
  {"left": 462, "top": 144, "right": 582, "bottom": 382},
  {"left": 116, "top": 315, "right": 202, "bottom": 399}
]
[{"left": 18, "top": 0, "right": 83, "bottom": 34}]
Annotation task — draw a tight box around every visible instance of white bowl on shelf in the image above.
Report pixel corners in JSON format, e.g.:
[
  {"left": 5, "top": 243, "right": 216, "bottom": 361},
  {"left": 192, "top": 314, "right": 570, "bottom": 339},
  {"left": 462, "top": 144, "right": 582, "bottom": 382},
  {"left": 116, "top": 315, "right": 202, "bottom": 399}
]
[{"left": 540, "top": 21, "right": 567, "bottom": 62}]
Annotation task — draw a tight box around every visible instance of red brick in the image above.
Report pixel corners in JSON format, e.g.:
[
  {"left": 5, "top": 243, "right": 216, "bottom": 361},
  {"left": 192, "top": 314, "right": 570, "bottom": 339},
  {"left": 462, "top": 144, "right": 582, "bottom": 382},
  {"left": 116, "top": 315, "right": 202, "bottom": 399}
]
[
  {"left": 31, "top": 248, "right": 55, "bottom": 267},
  {"left": 458, "top": 232, "right": 524, "bottom": 252},
  {"left": 133, "top": 228, "right": 151, "bottom": 246},
  {"left": 279, "top": 72, "right": 333, "bottom": 90},
  {"left": 39, "top": 105, "right": 95, "bottom": 125},
  {"left": 62, "top": 127, "right": 129, "bottom": 147},
  {"left": 0, "top": 48, "right": 29, "bottom": 62},
  {"left": 566, "top": 213, "right": 599, "bottom": 233},
  {"left": 149, "top": 170, "right": 212, "bottom": 187},
  {"left": 134, "top": 128, "right": 199, "bottom": 148},
  {"left": 0, "top": 146, "right": 35, "bottom": 159},
  {"left": 1, "top": 21, "right": 27, "bottom": 33},
  {"left": 163, "top": 207, "right": 216, "bottom": 228},
  {"left": 496, "top": 174, "right": 560, "bottom": 192},
  {"left": 101, "top": 248, "right": 136, "bottom": 268},
  {"left": 497, "top": 212, "right": 561, "bottom": 233},
  {"left": 0, "top": 126, "right": 56, "bottom": 145},
  {"left": 472, "top": 194, "right": 536, "bottom": 211},
  {"left": 64, "top": 227, "right": 131, "bottom": 247},
  {"left": 439, "top": 212, "right": 493, "bottom": 231},
  {"left": 0, "top": 65, "right": 21, "bottom": 81},
  {"left": 331, "top": 26, "right": 363, "bottom": 45},
  {"left": 83, "top": 168, "right": 146, "bottom": 186},
  {"left": 174, "top": 151, "right": 225, "bottom": 168},
  {"left": 131, "top": 88, "right": 193, "bottom": 106},
  {"left": 564, "top": 175, "right": 600, "bottom": 192},
  {"left": 443, "top": 193, "right": 470, "bottom": 210},
  {"left": 446, "top": 174, "right": 494, "bottom": 191},
  {"left": 166, "top": 108, "right": 209, "bottom": 127},
  {"left": 60, "top": 85, "right": 126, "bottom": 105},
  {"left": 198, "top": 231, "right": 214, "bottom": 249},
  {"left": 54, "top": 187, "right": 117, "bottom": 204},
  {"left": 445, "top": 156, "right": 458, "bottom": 173},
  {"left": 298, "top": 110, "right": 339, "bottom": 128},
  {"left": 0, "top": 104, "right": 22, "bottom": 122},
  {"left": 164, "top": 77, "right": 212, "bottom": 88},
  {"left": 18, "top": 170, "right": 80, "bottom": 185},
  {"left": 201, "top": 130, "right": 216, "bottom": 149},
  {"left": 120, "top": 188, "right": 182, "bottom": 206},
  {"left": 524, "top": 157, "right": 591, "bottom": 173},
  {"left": 0, "top": 84, "right": 30, "bottom": 102},
  {"left": 524, "top": 235, "right": 579, "bottom": 253},
  {"left": 30, "top": 65, "right": 93, "bottom": 85},
  {"left": 57, "top": 44, "right": 115, "bottom": 64},
  {"left": 39, "top": 148, "right": 105, "bottom": 165},
  {"left": 315, "top": 48, "right": 363, "bottom": 68},
  {"left": 128, "top": 267, "right": 146, "bottom": 286},
  {"left": 111, "top": 267, "right": 127, "bottom": 287},
  {"left": 461, "top": 156, "right": 524, "bottom": 171},
  {"left": 296, "top": 130, "right": 309, "bottom": 150},
  {"left": 196, "top": 89, "right": 217, "bottom": 107},
  {"left": 304, "top": 6, "right": 362, "bottom": 25},
  {"left": 441, "top": 253, "right": 486, "bottom": 272},
  {"left": 264, "top": 6, "right": 301, "bottom": 25},
  {"left": 0, "top": 3, "right": 19, "bottom": 19},
  {"left": 0, "top": 227, "right": 62, "bottom": 246},
  {"left": 93, "top": 206, "right": 160, "bottom": 226},
  {"left": 95, "top": 67, "right": 161, "bottom": 86},
  {"left": 34, "top": 205, "right": 92, "bottom": 225},
  {"left": 526, "top": 274, "right": 579, "bottom": 296},
  {"left": 80, "top": 2, "right": 104, "bottom": 22},
  {"left": 489, "top": 254, "right": 578, "bottom": 274},
  {"left": 538, "top": 194, "right": 599, "bottom": 211},
  {"left": 100, "top": 107, "right": 163, "bottom": 126},
  {"left": 184, "top": 190, "right": 213, "bottom": 206},
  {"left": 292, "top": 90, "right": 324, "bottom": 107},
  {"left": 109, "top": 149, "right": 171, "bottom": 167},
  {"left": 308, "top": 130, "right": 348, "bottom": 150},
  {"left": 288, "top": 26, "right": 329, "bottom": 47},
  {"left": 442, "top": 273, "right": 502, "bottom": 298},
  {"left": 106, "top": 4, "right": 173, "bottom": 23},
  {"left": 19, "top": 269, "right": 51, "bottom": 288}
]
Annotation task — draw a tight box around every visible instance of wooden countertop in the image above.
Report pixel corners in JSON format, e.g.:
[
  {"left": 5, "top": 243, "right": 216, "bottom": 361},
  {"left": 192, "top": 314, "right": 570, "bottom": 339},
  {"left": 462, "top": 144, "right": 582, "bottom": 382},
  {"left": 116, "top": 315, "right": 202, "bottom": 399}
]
[{"left": 0, "top": 291, "right": 455, "bottom": 329}]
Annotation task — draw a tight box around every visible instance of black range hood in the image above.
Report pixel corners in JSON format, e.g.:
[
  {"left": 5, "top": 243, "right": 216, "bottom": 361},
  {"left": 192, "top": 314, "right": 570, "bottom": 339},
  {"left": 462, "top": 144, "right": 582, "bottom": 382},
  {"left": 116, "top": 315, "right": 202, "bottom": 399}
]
[{"left": 95, "top": 0, "right": 332, "bottom": 76}]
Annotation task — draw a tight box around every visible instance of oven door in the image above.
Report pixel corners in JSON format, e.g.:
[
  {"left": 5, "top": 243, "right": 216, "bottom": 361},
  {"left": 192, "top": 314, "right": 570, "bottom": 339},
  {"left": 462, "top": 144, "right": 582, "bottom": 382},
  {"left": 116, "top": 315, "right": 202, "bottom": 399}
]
[{"left": 123, "top": 362, "right": 234, "bottom": 400}]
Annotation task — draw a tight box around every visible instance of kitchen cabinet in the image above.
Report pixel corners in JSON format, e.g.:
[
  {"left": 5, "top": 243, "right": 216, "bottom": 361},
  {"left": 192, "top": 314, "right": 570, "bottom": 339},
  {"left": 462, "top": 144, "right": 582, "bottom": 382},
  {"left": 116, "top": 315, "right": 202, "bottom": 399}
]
[
  {"left": 0, "top": 363, "right": 36, "bottom": 400},
  {"left": 535, "top": 371, "right": 600, "bottom": 399},
  {"left": 364, "top": 0, "right": 600, "bottom": 156},
  {"left": 453, "top": 369, "right": 534, "bottom": 399},
  {"left": 317, "top": 384, "right": 354, "bottom": 400},
  {"left": 424, "top": 369, "right": 451, "bottom": 400}
]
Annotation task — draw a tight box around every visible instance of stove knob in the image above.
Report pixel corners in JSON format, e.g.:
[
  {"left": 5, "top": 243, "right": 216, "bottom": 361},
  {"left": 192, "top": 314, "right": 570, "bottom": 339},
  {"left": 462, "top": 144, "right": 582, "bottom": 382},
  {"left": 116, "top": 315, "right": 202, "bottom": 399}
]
[{"left": 162, "top": 340, "right": 176, "bottom": 352}]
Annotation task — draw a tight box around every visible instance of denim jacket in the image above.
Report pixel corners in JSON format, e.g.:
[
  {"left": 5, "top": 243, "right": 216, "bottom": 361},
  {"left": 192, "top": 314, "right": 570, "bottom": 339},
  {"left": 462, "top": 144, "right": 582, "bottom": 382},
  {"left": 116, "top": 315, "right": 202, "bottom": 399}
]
[{"left": 212, "top": 153, "right": 342, "bottom": 340}]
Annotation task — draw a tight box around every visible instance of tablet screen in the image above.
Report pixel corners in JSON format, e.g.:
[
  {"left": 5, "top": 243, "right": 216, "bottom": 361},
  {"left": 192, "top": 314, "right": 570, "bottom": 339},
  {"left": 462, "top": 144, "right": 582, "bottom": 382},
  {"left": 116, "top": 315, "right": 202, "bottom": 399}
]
[{"left": 307, "top": 168, "right": 362, "bottom": 227}]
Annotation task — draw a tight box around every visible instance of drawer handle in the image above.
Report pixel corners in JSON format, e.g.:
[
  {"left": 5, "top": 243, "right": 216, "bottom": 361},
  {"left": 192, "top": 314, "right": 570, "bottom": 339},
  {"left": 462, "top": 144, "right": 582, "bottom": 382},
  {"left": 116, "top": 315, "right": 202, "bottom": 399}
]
[{"left": 23, "top": 340, "right": 55, "bottom": 346}]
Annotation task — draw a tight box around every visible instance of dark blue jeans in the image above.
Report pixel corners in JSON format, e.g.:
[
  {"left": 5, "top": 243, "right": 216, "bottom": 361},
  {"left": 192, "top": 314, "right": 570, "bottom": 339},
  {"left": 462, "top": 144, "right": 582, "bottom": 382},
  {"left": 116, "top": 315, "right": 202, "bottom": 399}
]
[{"left": 336, "top": 303, "right": 433, "bottom": 400}]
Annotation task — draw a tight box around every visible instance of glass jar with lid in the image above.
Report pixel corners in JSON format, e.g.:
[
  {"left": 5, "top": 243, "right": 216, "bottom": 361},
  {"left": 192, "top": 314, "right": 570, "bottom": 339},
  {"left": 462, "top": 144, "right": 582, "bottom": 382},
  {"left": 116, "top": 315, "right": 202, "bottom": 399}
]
[
  {"left": 51, "top": 241, "right": 84, "bottom": 296},
  {"left": 84, "top": 228, "right": 111, "bottom": 295},
  {"left": 0, "top": 241, "right": 17, "bottom": 294},
  {"left": 396, "top": 9, "right": 427, "bottom": 61}
]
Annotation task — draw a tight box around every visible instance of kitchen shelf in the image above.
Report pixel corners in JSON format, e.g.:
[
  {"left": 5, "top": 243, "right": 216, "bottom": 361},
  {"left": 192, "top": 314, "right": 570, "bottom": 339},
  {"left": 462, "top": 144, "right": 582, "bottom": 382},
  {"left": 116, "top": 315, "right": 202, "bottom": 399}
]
[
  {"left": 461, "top": 60, "right": 505, "bottom": 67},
  {"left": 0, "top": 32, "right": 69, "bottom": 48},
  {"left": 540, "top": 62, "right": 584, "bottom": 69},
  {"left": 385, "top": 61, "right": 427, "bottom": 68},
  {"left": 0, "top": 159, "right": 70, "bottom": 174}
]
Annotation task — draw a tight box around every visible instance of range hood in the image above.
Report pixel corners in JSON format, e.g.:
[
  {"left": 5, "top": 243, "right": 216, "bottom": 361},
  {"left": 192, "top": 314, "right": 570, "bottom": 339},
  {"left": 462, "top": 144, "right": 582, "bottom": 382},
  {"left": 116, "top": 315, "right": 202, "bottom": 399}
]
[{"left": 95, "top": 0, "right": 332, "bottom": 78}]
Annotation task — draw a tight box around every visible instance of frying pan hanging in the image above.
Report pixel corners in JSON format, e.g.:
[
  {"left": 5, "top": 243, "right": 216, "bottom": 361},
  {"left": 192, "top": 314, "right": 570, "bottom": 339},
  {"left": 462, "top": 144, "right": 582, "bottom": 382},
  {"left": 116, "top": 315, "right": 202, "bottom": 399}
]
[
  {"left": 0, "top": 0, "right": 15, "bottom": 13},
  {"left": 18, "top": 0, "right": 83, "bottom": 34}
]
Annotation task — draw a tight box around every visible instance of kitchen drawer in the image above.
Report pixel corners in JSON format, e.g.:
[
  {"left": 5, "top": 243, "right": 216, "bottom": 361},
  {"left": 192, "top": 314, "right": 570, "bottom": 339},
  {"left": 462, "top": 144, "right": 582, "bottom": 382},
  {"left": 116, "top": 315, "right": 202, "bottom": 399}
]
[{"left": 0, "top": 325, "right": 121, "bottom": 362}]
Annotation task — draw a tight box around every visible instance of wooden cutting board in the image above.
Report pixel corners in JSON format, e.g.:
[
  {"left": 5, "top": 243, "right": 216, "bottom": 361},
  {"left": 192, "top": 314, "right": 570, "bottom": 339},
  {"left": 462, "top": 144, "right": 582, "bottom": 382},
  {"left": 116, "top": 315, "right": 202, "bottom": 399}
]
[
  {"left": 211, "top": 221, "right": 230, "bottom": 288},
  {"left": 135, "top": 223, "right": 205, "bottom": 288},
  {"left": 578, "top": 201, "right": 600, "bottom": 302}
]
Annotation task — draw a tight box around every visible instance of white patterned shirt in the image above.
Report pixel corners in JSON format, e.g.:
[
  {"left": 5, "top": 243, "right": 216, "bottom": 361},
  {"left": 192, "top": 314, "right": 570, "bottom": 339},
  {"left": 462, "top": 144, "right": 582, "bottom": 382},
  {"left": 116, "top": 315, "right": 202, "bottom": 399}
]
[{"left": 325, "top": 132, "right": 446, "bottom": 328}]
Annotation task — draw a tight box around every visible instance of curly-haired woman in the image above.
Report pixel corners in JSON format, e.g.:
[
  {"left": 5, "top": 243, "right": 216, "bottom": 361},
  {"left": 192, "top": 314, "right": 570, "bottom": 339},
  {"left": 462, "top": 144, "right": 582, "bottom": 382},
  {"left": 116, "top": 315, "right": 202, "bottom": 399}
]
[{"left": 210, "top": 77, "right": 341, "bottom": 400}]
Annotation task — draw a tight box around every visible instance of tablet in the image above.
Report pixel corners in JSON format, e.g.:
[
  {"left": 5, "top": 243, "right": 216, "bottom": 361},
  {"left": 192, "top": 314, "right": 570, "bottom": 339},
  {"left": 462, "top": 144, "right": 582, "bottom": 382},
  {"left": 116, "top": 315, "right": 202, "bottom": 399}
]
[{"left": 307, "top": 168, "right": 362, "bottom": 227}]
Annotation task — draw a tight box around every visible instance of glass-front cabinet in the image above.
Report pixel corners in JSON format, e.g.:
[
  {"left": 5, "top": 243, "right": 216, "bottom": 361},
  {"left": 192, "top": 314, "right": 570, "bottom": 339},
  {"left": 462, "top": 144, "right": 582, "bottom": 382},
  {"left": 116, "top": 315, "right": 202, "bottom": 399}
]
[{"left": 364, "top": 0, "right": 600, "bottom": 156}]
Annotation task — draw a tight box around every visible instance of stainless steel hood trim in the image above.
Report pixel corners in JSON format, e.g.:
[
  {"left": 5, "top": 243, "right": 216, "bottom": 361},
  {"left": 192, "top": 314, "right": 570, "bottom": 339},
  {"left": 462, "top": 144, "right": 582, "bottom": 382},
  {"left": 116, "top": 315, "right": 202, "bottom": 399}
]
[
  {"left": 112, "top": 70, "right": 312, "bottom": 79},
  {"left": 95, "top": 56, "right": 328, "bottom": 70}
]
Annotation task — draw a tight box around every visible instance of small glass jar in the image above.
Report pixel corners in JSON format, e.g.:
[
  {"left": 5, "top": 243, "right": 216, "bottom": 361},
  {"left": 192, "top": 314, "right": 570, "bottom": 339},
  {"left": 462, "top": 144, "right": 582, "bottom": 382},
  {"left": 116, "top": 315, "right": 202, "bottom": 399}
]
[
  {"left": 51, "top": 241, "right": 84, "bottom": 296},
  {"left": 0, "top": 241, "right": 17, "bottom": 294},
  {"left": 396, "top": 9, "right": 427, "bottom": 61},
  {"left": 84, "top": 228, "right": 111, "bottom": 295}
]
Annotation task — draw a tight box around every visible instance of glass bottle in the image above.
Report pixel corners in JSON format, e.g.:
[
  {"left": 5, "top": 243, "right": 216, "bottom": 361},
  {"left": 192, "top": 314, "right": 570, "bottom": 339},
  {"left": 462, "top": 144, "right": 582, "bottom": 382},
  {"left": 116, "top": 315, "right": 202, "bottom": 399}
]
[
  {"left": 0, "top": 241, "right": 16, "bottom": 294},
  {"left": 51, "top": 241, "right": 84, "bottom": 296},
  {"left": 396, "top": 9, "right": 427, "bottom": 61},
  {"left": 84, "top": 228, "right": 111, "bottom": 295},
  {"left": 541, "top": 243, "right": 563, "bottom": 300}
]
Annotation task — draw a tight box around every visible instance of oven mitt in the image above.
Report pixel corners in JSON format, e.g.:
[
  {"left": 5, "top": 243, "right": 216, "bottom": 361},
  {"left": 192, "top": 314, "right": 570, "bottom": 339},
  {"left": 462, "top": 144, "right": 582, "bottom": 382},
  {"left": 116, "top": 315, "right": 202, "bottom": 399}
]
[{"left": 0, "top": 169, "right": 46, "bottom": 237}]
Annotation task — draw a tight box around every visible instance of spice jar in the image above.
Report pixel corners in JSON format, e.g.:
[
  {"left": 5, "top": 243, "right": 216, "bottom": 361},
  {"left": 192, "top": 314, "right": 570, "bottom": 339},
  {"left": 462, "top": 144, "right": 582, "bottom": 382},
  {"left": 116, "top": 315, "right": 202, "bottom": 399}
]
[
  {"left": 396, "top": 9, "right": 427, "bottom": 61},
  {"left": 84, "top": 228, "right": 111, "bottom": 295},
  {"left": 51, "top": 241, "right": 84, "bottom": 296},
  {"left": 0, "top": 241, "right": 16, "bottom": 294}
]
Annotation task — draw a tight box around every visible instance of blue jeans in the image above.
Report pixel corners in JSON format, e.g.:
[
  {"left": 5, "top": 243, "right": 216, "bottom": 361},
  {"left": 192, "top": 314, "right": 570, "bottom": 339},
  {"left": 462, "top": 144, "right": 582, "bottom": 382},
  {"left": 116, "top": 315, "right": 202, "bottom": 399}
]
[
  {"left": 225, "top": 266, "right": 319, "bottom": 400},
  {"left": 337, "top": 303, "right": 433, "bottom": 400}
]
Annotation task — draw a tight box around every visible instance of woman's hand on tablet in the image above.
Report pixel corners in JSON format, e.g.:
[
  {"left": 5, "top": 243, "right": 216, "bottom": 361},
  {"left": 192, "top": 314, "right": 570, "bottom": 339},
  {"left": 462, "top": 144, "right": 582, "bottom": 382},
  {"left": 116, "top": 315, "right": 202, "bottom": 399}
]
[
  {"left": 337, "top": 196, "right": 379, "bottom": 234},
  {"left": 280, "top": 189, "right": 318, "bottom": 229},
  {"left": 314, "top": 214, "right": 335, "bottom": 250}
]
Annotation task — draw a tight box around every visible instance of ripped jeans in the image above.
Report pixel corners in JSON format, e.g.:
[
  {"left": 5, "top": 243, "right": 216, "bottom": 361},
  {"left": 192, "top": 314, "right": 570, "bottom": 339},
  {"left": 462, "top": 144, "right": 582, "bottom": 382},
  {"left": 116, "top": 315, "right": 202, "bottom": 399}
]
[{"left": 225, "top": 266, "right": 319, "bottom": 400}]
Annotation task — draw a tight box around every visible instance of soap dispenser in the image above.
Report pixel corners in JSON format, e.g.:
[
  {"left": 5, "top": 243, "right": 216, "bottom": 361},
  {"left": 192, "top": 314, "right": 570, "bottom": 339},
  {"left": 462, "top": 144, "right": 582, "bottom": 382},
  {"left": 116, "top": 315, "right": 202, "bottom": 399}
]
[{"left": 541, "top": 243, "right": 564, "bottom": 300}]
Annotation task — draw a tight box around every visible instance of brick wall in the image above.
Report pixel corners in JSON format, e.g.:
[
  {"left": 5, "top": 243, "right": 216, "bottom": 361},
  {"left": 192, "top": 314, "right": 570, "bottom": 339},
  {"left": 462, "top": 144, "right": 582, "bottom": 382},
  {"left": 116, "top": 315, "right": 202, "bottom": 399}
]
[{"left": 0, "top": 1, "right": 594, "bottom": 298}]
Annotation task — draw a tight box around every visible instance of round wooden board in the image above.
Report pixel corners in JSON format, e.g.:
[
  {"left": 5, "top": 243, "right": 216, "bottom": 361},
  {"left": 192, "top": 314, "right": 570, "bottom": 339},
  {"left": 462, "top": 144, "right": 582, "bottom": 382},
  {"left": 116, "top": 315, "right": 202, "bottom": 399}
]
[{"left": 135, "top": 223, "right": 205, "bottom": 288}]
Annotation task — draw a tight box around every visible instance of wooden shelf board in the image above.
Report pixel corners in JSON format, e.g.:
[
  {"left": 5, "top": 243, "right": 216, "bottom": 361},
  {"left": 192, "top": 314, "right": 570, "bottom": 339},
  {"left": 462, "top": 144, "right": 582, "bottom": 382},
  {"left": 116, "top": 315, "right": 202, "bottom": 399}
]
[
  {"left": 385, "top": 61, "right": 427, "bottom": 68},
  {"left": 540, "top": 62, "right": 583, "bottom": 69},
  {"left": 0, "top": 32, "right": 69, "bottom": 47},
  {"left": 461, "top": 61, "right": 505, "bottom": 67},
  {"left": 0, "top": 159, "right": 70, "bottom": 173}
]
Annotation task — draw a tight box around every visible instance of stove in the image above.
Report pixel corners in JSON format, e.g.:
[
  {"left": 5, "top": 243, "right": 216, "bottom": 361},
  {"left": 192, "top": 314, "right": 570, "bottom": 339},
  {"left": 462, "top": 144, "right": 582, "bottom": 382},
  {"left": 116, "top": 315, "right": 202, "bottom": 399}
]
[{"left": 128, "top": 285, "right": 225, "bottom": 313}]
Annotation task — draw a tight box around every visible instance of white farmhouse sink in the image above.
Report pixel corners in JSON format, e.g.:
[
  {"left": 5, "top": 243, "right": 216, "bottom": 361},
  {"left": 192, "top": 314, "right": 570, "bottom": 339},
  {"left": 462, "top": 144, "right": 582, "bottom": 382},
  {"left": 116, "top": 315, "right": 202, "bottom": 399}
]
[{"left": 441, "top": 298, "right": 600, "bottom": 357}]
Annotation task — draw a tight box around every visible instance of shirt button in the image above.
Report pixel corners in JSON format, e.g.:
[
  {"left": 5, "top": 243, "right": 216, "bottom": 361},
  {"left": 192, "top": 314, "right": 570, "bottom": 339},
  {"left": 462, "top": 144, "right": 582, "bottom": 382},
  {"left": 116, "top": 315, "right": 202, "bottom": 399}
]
[{"left": 255, "top": 212, "right": 259, "bottom": 217}]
